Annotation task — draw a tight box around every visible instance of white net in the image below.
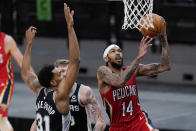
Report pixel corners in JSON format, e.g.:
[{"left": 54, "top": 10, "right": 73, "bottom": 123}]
[{"left": 122, "top": 0, "right": 154, "bottom": 31}]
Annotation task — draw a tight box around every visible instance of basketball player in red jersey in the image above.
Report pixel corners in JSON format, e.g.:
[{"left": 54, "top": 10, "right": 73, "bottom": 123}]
[
  {"left": 97, "top": 25, "right": 170, "bottom": 130},
  {"left": 0, "top": 20, "right": 23, "bottom": 130}
]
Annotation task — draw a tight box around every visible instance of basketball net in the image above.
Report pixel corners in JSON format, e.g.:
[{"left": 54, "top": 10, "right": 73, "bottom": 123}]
[{"left": 122, "top": 0, "right": 154, "bottom": 31}]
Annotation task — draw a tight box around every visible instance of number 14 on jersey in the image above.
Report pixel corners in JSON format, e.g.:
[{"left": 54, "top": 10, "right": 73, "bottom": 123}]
[{"left": 122, "top": 100, "right": 133, "bottom": 116}]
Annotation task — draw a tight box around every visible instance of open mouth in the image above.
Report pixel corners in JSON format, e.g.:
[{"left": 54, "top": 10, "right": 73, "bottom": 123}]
[{"left": 115, "top": 55, "right": 122, "bottom": 62}]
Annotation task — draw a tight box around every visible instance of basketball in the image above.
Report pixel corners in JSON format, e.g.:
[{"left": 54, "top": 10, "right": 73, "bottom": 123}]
[{"left": 140, "top": 13, "right": 166, "bottom": 38}]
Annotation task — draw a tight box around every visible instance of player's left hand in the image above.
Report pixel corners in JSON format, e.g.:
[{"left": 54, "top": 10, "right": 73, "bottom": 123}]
[
  {"left": 25, "top": 26, "right": 37, "bottom": 43},
  {"left": 64, "top": 3, "right": 74, "bottom": 28}
]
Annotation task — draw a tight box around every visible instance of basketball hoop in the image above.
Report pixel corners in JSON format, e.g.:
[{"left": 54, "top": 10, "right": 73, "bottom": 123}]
[{"left": 122, "top": 0, "right": 154, "bottom": 31}]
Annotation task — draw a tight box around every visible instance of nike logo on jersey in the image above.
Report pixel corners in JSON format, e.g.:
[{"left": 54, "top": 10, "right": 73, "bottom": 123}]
[
  {"left": 139, "top": 116, "right": 144, "bottom": 120},
  {"left": 70, "top": 95, "right": 77, "bottom": 102}
]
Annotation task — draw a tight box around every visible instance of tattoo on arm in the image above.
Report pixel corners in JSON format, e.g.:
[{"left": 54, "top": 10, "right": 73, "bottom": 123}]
[
  {"left": 27, "top": 76, "right": 37, "bottom": 83},
  {"left": 86, "top": 90, "right": 105, "bottom": 131},
  {"left": 98, "top": 59, "right": 140, "bottom": 87},
  {"left": 141, "top": 63, "right": 161, "bottom": 74},
  {"left": 97, "top": 66, "right": 123, "bottom": 86},
  {"left": 122, "top": 58, "right": 140, "bottom": 83},
  {"left": 138, "top": 35, "right": 171, "bottom": 76},
  {"left": 27, "top": 76, "right": 41, "bottom": 92},
  {"left": 160, "top": 35, "right": 167, "bottom": 47},
  {"left": 160, "top": 35, "right": 170, "bottom": 66}
]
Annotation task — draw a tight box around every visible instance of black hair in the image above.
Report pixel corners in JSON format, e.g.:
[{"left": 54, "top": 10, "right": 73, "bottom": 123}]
[{"left": 38, "top": 65, "right": 54, "bottom": 88}]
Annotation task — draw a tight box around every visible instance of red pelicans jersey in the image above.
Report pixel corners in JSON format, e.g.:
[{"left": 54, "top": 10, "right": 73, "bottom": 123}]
[
  {"left": 100, "top": 68, "right": 141, "bottom": 126},
  {"left": 0, "top": 32, "right": 14, "bottom": 116}
]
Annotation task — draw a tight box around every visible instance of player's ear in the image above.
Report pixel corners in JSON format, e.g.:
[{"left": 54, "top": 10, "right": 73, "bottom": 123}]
[
  {"left": 104, "top": 57, "right": 109, "bottom": 62},
  {"left": 50, "top": 80, "right": 57, "bottom": 87}
]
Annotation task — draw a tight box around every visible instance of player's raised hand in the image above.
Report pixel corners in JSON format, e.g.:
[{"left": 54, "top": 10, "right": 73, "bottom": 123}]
[
  {"left": 25, "top": 26, "right": 37, "bottom": 43},
  {"left": 64, "top": 3, "right": 74, "bottom": 28},
  {"left": 137, "top": 36, "right": 153, "bottom": 60}
]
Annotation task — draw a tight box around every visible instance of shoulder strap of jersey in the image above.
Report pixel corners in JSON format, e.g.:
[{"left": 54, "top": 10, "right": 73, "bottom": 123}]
[
  {"left": 75, "top": 83, "right": 81, "bottom": 95},
  {"left": 47, "top": 90, "right": 56, "bottom": 104},
  {"left": 0, "top": 32, "right": 6, "bottom": 38},
  {"left": 0, "top": 32, "right": 6, "bottom": 47},
  {"left": 75, "top": 83, "right": 86, "bottom": 107},
  {"left": 37, "top": 87, "right": 46, "bottom": 97}
]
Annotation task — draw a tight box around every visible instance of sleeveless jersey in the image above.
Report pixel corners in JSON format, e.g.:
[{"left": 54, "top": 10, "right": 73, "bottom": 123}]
[
  {"left": 0, "top": 32, "right": 14, "bottom": 79},
  {"left": 0, "top": 32, "right": 14, "bottom": 117},
  {"left": 36, "top": 88, "right": 70, "bottom": 131},
  {"left": 69, "top": 83, "right": 92, "bottom": 131},
  {"left": 100, "top": 68, "right": 141, "bottom": 126}
]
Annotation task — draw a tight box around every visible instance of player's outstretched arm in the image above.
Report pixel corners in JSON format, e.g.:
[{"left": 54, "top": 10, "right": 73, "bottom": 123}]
[
  {"left": 81, "top": 85, "right": 106, "bottom": 131},
  {"left": 4, "top": 35, "right": 23, "bottom": 68},
  {"left": 21, "top": 26, "right": 41, "bottom": 94},
  {"left": 121, "top": 36, "right": 152, "bottom": 81},
  {"left": 136, "top": 25, "right": 171, "bottom": 76},
  {"left": 97, "top": 37, "right": 152, "bottom": 87},
  {"left": 55, "top": 3, "right": 80, "bottom": 115}
]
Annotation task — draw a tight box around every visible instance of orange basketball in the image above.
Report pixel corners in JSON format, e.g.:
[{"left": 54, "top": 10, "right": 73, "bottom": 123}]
[{"left": 140, "top": 13, "right": 166, "bottom": 38}]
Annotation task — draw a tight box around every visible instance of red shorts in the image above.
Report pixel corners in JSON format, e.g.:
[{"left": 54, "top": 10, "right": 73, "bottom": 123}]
[
  {"left": 0, "top": 78, "right": 14, "bottom": 117},
  {"left": 110, "top": 111, "right": 159, "bottom": 131}
]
